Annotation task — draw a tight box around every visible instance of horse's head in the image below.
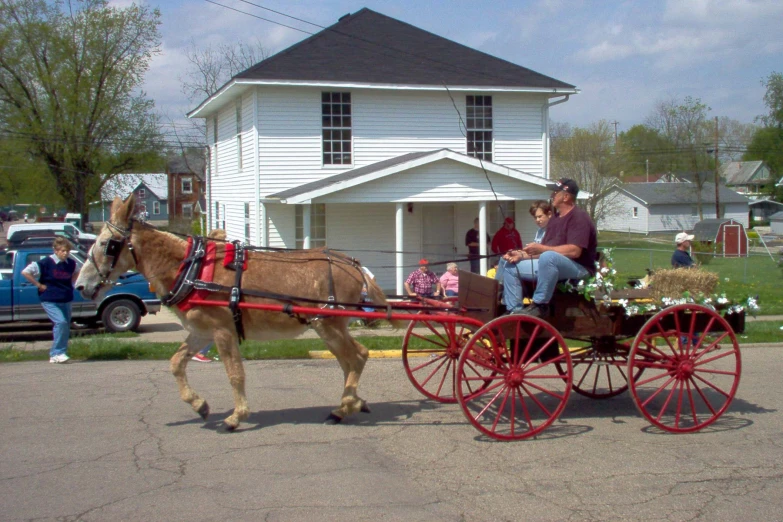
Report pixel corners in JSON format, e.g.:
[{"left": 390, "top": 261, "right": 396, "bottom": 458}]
[{"left": 76, "top": 194, "right": 139, "bottom": 300}]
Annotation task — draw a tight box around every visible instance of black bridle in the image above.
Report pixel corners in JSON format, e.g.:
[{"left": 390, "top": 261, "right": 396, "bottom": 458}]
[{"left": 88, "top": 219, "right": 139, "bottom": 287}]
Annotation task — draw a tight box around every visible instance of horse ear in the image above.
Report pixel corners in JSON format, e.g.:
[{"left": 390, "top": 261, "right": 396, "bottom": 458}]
[{"left": 111, "top": 194, "right": 136, "bottom": 224}]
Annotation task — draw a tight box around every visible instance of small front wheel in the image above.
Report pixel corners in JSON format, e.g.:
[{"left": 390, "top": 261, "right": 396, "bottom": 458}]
[
  {"left": 456, "top": 314, "right": 572, "bottom": 441},
  {"left": 101, "top": 299, "right": 142, "bottom": 333}
]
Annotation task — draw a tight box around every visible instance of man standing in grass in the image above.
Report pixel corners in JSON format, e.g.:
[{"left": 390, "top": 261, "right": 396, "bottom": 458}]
[{"left": 672, "top": 232, "right": 695, "bottom": 268}]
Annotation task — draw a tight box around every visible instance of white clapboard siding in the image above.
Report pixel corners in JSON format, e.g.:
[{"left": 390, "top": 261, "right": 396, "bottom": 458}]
[
  {"left": 265, "top": 203, "right": 295, "bottom": 248},
  {"left": 598, "top": 192, "right": 649, "bottom": 233},
  {"left": 325, "top": 203, "right": 424, "bottom": 291},
  {"left": 250, "top": 87, "right": 549, "bottom": 197},
  {"left": 318, "top": 159, "right": 551, "bottom": 203}
]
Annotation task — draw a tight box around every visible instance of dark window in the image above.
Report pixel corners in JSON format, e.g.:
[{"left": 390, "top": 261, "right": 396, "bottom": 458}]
[
  {"left": 322, "top": 92, "right": 352, "bottom": 165},
  {"left": 466, "top": 95, "right": 493, "bottom": 161}
]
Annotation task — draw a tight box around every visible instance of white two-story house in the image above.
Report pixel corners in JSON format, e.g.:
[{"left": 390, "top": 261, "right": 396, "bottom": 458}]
[{"left": 188, "top": 8, "right": 578, "bottom": 292}]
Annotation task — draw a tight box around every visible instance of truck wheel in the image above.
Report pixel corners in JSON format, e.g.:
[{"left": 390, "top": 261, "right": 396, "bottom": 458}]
[{"left": 102, "top": 299, "right": 141, "bottom": 333}]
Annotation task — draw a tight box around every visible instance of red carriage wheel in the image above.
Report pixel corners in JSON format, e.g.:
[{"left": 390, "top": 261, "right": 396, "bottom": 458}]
[
  {"left": 556, "top": 341, "right": 642, "bottom": 399},
  {"left": 627, "top": 304, "right": 741, "bottom": 433},
  {"left": 456, "top": 314, "right": 572, "bottom": 441},
  {"left": 402, "top": 314, "right": 477, "bottom": 403}
]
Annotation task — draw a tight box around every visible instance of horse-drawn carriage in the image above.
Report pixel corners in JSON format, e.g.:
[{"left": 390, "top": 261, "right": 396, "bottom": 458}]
[
  {"left": 401, "top": 270, "right": 743, "bottom": 440},
  {"left": 77, "top": 195, "right": 743, "bottom": 440}
]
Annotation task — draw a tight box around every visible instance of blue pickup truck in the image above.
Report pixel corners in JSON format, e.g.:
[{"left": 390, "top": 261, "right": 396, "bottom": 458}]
[{"left": 0, "top": 246, "right": 161, "bottom": 332}]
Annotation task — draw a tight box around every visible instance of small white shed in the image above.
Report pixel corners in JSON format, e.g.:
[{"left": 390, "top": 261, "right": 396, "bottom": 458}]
[{"left": 770, "top": 211, "right": 783, "bottom": 235}]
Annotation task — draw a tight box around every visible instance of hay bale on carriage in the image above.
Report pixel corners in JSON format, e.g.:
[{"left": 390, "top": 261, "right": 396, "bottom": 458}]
[{"left": 646, "top": 268, "right": 719, "bottom": 302}]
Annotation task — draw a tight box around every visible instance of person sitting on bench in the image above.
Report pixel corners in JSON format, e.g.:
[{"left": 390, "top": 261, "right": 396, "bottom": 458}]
[{"left": 500, "top": 178, "right": 598, "bottom": 318}]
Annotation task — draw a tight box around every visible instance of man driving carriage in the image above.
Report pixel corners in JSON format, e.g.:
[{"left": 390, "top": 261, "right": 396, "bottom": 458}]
[{"left": 499, "top": 178, "right": 598, "bottom": 318}]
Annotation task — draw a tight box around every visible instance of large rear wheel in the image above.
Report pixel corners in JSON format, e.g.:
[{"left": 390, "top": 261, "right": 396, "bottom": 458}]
[
  {"left": 628, "top": 304, "right": 741, "bottom": 433},
  {"left": 456, "top": 314, "right": 572, "bottom": 441}
]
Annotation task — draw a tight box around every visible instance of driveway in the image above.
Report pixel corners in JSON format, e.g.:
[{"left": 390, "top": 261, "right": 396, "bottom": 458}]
[{"left": 1, "top": 346, "right": 782, "bottom": 521}]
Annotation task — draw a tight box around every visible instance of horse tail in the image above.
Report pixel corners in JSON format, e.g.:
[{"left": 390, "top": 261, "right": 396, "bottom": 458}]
[{"left": 365, "top": 277, "right": 406, "bottom": 330}]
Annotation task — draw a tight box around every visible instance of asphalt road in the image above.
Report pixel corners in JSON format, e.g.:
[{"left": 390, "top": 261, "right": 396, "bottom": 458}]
[{"left": 1, "top": 346, "right": 782, "bottom": 521}]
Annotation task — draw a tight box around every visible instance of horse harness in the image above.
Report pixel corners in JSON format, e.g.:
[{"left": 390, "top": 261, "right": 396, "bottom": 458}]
[{"left": 90, "top": 219, "right": 139, "bottom": 288}]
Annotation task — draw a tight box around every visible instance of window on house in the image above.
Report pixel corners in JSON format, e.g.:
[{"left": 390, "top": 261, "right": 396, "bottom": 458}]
[
  {"left": 691, "top": 206, "right": 698, "bottom": 217},
  {"left": 181, "top": 177, "right": 193, "bottom": 194},
  {"left": 214, "top": 201, "right": 220, "bottom": 230},
  {"left": 152, "top": 201, "right": 160, "bottom": 215},
  {"left": 489, "top": 202, "right": 515, "bottom": 236},
  {"left": 244, "top": 203, "right": 250, "bottom": 243},
  {"left": 213, "top": 117, "right": 219, "bottom": 177},
  {"left": 183, "top": 204, "right": 193, "bottom": 219},
  {"left": 466, "top": 95, "right": 493, "bottom": 161},
  {"left": 322, "top": 92, "right": 351, "bottom": 165},
  {"left": 632, "top": 207, "right": 638, "bottom": 218},
  {"left": 138, "top": 188, "right": 146, "bottom": 199},
  {"left": 295, "top": 204, "right": 326, "bottom": 248},
  {"left": 236, "top": 99, "right": 243, "bottom": 171}
]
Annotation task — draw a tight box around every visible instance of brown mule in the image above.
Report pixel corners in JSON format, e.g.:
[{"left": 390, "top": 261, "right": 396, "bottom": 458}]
[{"left": 75, "top": 195, "right": 399, "bottom": 431}]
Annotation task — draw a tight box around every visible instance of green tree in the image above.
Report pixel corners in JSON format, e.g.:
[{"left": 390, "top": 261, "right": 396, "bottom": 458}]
[
  {"left": 615, "top": 124, "right": 678, "bottom": 178},
  {"left": 0, "top": 0, "right": 163, "bottom": 221},
  {"left": 744, "top": 72, "right": 783, "bottom": 198}
]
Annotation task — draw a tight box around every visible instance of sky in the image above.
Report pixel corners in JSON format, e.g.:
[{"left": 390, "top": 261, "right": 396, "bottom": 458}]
[{"left": 130, "top": 0, "right": 783, "bottom": 137}]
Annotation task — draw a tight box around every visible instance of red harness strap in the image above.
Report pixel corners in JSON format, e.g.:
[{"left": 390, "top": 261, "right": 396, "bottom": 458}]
[{"left": 177, "top": 239, "right": 218, "bottom": 312}]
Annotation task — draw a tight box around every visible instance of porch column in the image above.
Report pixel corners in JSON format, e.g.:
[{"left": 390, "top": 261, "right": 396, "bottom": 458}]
[
  {"left": 260, "top": 202, "right": 268, "bottom": 247},
  {"left": 302, "top": 204, "right": 311, "bottom": 249},
  {"left": 396, "top": 203, "right": 404, "bottom": 294},
  {"left": 479, "top": 201, "right": 488, "bottom": 275}
]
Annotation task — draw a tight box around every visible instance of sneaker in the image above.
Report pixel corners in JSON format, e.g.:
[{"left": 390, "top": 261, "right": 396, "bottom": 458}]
[
  {"left": 49, "top": 354, "right": 70, "bottom": 364},
  {"left": 191, "top": 353, "right": 213, "bottom": 362}
]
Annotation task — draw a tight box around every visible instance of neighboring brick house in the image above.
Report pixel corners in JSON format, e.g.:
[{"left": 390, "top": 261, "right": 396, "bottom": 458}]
[{"left": 166, "top": 150, "right": 206, "bottom": 223}]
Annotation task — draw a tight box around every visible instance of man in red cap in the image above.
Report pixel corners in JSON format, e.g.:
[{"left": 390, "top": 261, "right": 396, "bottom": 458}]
[
  {"left": 404, "top": 259, "right": 441, "bottom": 298},
  {"left": 500, "top": 178, "right": 597, "bottom": 318},
  {"left": 491, "top": 216, "right": 522, "bottom": 255}
]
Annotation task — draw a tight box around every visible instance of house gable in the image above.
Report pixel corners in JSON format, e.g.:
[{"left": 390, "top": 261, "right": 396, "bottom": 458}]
[{"left": 267, "top": 149, "right": 553, "bottom": 204}]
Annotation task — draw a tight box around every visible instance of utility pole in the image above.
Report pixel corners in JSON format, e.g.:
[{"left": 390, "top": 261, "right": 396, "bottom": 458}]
[
  {"left": 646, "top": 159, "right": 649, "bottom": 182},
  {"left": 713, "top": 116, "right": 720, "bottom": 218},
  {"left": 610, "top": 120, "right": 619, "bottom": 146}
]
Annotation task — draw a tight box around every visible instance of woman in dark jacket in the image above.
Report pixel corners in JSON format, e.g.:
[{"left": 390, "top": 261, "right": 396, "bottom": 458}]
[{"left": 21, "top": 237, "right": 79, "bottom": 363}]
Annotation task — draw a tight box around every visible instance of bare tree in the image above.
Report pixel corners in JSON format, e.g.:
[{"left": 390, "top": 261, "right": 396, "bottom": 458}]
[
  {"left": 645, "top": 96, "right": 713, "bottom": 219},
  {"left": 551, "top": 120, "right": 624, "bottom": 224}
]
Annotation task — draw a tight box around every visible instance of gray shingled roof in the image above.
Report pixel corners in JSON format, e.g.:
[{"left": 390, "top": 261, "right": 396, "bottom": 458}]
[
  {"left": 268, "top": 149, "right": 445, "bottom": 199},
  {"left": 617, "top": 182, "right": 748, "bottom": 205},
  {"left": 693, "top": 218, "right": 745, "bottom": 242},
  {"left": 720, "top": 161, "right": 769, "bottom": 185},
  {"left": 770, "top": 211, "right": 783, "bottom": 222},
  {"left": 235, "top": 8, "right": 575, "bottom": 90},
  {"left": 167, "top": 150, "right": 206, "bottom": 179}
]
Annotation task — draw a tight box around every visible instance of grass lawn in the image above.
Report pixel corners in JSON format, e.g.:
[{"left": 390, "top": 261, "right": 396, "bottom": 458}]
[
  {"left": 598, "top": 233, "right": 783, "bottom": 315},
  {"left": 1, "top": 320, "right": 780, "bottom": 363}
]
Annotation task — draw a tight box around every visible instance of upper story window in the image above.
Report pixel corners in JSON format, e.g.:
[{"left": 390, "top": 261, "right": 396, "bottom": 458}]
[
  {"left": 138, "top": 188, "right": 146, "bottom": 199},
  {"left": 466, "top": 95, "right": 493, "bottom": 162},
  {"left": 236, "top": 99, "right": 243, "bottom": 171},
  {"left": 212, "top": 117, "right": 219, "bottom": 177},
  {"left": 632, "top": 207, "right": 638, "bottom": 218},
  {"left": 322, "top": 92, "right": 351, "bottom": 165},
  {"left": 181, "top": 177, "right": 193, "bottom": 194},
  {"left": 244, "top": 202, "right": 250, "bottom": 243}
]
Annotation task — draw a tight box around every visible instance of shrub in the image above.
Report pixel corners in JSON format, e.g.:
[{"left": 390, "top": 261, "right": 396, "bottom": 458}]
[{"left": 690, "top": 241, "right": 714, "bottom": 265}]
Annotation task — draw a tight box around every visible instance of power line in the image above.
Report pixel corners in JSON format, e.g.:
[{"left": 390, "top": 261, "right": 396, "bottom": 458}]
[{"left": 203, "top": 0, "right": 313, "bottom": 34}]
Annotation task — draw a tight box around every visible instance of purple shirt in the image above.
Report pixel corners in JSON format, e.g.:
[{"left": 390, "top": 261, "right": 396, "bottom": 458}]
[{"left": 543, "top": 205, "right": 597, "bottom": 273}]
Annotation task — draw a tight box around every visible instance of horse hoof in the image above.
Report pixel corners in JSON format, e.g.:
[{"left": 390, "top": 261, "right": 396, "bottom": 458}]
[
  {"left": 360, "top": 402, "right": 371, "bottom": 414},
  {"left": 221, "top": 423, "right": 237, "bottom": 432},
  {"left": 197, "top": 402, "right": 210, "bottom": 420},
  {"left": 324, "top": 413, "right": 343, "bottom": 425}
]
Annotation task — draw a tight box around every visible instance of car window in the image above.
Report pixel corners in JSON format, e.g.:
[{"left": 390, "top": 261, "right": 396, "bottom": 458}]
[
  {"left": 0, "top": 251, "right": 14, "bottom": 270},
  {"left": 70, "top": 251, "right": 86, "bottom": 267},
  {"left": 25, "top": 253, "right": 48, "bottom": 265},
  {"left": 65, "top": 224, "right": 78, "bottom": 236}
]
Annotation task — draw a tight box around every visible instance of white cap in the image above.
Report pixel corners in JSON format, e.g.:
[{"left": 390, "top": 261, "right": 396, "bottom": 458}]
[{"left": 675, "top": 232, "right": 695, "bottom": 244}]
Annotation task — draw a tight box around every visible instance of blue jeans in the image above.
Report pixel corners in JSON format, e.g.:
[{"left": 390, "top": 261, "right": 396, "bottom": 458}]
[
  {"left": 502, "top": 251, "right": 588, "bottom": 311},
  {"left": 41, "top": 301, "right": 72, "bottom": 357}
]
